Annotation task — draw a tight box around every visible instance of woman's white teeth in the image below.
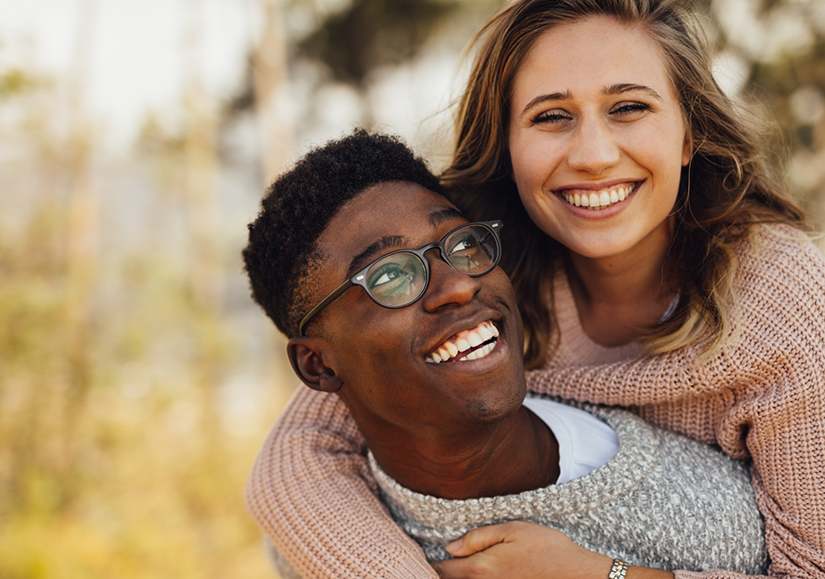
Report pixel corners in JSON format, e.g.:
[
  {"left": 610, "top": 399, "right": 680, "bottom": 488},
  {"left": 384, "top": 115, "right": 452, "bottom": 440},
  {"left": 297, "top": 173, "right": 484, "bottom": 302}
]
[
  {"left": 562, "top": 184, "right": 633, "bottom": 210},
  {"left": 425, "top": 320, "right": 499, "bottom": 364}
]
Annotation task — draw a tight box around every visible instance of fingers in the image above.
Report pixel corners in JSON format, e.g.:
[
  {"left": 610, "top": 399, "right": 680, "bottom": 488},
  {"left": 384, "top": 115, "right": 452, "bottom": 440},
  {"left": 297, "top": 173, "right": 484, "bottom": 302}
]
[
  {"left": 432, "top": 555, "right": 492, "bottom": 579},
  {"left": 445, "top": 521, "right": 524, "bottom": 557}
]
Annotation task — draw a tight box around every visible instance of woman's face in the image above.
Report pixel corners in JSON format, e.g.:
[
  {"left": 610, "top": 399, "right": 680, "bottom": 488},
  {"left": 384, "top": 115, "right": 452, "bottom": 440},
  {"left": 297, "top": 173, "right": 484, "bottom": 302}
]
[{"left": 507, "top": 15, "right": 691, "bottom": 260}]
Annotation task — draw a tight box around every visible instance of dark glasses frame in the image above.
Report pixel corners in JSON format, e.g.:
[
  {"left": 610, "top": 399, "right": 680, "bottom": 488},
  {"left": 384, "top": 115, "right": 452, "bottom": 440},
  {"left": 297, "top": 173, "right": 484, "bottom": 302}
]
[{"left": 298, "top": 220, "right": 503, "bottom": 336}]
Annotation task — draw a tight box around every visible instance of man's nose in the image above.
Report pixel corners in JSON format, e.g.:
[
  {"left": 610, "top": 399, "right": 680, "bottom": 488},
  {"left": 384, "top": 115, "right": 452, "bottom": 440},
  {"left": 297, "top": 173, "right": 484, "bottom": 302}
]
[
  {"left": 421, "top": 254, "right": 481, "bottom": 312},
  {"left": 567, "top": 116, "right": 621, "bottom": 174}
]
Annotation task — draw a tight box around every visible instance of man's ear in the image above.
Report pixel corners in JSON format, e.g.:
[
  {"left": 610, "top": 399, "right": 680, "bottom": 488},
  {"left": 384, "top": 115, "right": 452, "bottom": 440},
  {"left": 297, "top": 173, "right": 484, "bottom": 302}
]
[{"left": 287, "top": 336, "right": 343, "bottom": 393}]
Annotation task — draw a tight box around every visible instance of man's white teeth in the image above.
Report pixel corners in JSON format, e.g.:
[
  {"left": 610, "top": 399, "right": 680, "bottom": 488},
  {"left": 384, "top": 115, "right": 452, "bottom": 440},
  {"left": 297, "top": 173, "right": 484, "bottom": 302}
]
[
  {"left": 425, "top": 320, "right": 499, "bottom": 364},
  {"left": 478, "top": 324, "right": 494, "bottom": 341},
  {"left": 463, "top": 342, "right": 495, "bottom": 361},
  {"left": 562, "top": 183, "right": 634, "bottom": 210}
]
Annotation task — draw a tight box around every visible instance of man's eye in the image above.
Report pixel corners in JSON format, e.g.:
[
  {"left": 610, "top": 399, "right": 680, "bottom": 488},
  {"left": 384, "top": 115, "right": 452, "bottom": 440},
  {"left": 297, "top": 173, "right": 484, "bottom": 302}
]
[
  {"left": 373, "top": 269, "right": 402, "bottom": 286},
  {"left": 368, "top": 264, "right": 415, "bottom": 298},
  {"left": 450, "top": 238, "right": 479, "bottom": 254}
]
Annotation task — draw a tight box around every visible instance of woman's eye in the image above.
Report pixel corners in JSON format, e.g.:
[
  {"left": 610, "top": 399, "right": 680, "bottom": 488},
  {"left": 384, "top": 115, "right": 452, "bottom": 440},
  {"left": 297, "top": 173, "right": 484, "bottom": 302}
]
[
  {"left": 610, "top": 101, "right": 650, "bottom": 118},
  {"left": 531, "top": 109, "right": 572, "bottom": 125}
]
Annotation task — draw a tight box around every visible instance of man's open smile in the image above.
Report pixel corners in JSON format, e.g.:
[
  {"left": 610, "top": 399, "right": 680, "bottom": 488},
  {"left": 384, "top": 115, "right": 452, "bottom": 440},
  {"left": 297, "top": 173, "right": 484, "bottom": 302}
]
[{"left": 425, "top": 320, "right": 500, "bottom": 364}]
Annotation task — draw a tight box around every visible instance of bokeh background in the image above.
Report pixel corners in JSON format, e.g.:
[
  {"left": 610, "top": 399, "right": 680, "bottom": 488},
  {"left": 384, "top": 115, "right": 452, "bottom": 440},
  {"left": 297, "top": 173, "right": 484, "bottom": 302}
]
[{"left": 1, "top": 0, "right": 823, "bottom": 577}]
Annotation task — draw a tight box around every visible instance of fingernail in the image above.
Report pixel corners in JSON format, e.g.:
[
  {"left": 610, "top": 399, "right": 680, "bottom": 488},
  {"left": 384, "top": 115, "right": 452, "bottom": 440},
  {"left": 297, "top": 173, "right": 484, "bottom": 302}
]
[{"left": 446, "top": 538, "right": 463, "bottom": 551}]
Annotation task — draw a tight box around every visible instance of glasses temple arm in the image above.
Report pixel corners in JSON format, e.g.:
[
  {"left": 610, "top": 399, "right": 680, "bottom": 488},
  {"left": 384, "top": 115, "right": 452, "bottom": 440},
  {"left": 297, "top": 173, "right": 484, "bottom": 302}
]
[{"left": 298, "top": 279, "right": 355, "bottom": 336}]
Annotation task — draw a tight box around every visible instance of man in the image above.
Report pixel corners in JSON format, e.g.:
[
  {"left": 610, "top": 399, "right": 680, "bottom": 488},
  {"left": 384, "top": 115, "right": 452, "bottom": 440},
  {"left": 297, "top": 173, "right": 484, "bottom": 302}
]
[{"left": 242, "top": 130, "right": 766, "bottom": 579}]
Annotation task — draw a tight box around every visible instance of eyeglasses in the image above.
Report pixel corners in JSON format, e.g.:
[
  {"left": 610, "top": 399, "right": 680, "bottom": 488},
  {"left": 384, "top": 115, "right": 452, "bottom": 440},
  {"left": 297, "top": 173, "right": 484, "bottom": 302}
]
[{"left": 298, "top": 220, "right": 503, "bottom": 336}]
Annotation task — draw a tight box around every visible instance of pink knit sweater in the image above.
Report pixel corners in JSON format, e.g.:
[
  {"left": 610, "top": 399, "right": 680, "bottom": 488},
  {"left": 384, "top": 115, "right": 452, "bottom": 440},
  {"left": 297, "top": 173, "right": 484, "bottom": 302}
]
[{"left": 245, "top": 224, "right": 825, "bottom": 579}]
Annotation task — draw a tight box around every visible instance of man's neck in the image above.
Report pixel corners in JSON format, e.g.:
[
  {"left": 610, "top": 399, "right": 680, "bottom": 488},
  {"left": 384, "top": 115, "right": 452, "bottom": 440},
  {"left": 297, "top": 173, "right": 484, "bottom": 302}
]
[{"left": 364, "top": 405, "right": 560, "bottom": 500}]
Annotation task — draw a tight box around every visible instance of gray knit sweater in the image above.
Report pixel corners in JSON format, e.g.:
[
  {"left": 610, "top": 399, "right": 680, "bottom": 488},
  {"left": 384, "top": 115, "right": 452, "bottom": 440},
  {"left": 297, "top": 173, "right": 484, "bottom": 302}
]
[{"left": 369, "top": 402, "right": 768, "bottom": 574}]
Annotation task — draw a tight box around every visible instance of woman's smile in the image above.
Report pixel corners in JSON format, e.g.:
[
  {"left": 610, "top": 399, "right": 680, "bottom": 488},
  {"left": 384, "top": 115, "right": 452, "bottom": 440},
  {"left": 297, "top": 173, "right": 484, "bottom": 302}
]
[{"left": 558, "top": 182, "right": 637, "bottom": 211}]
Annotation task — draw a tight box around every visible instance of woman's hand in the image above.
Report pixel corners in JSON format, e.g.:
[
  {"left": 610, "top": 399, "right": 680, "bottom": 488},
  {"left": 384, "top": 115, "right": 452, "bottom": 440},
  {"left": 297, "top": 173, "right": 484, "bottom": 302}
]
[
  {"left": 431, "top": 521, "right": 613, "bottom": 579},
  {"left": 431, "top": 522, "right": 674, "bottom": 579}
]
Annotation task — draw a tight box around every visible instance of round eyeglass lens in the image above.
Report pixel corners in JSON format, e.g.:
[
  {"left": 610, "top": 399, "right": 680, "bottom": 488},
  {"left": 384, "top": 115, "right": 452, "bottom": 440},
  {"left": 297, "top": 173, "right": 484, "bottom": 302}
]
[
  {"left": 445, "top": 225, "right": 498, "bottom": 275},
  {"left": 365, "top": 252, "right": 427, "bottom": 307}
]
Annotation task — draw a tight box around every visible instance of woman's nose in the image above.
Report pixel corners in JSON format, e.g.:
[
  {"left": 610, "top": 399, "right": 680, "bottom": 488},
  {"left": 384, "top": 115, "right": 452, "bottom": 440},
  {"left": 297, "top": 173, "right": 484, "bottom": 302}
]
[
  {"left": 421, "top": 255, "right": 482, "bottom": 312},
  {"left": 567, "top": 116, "right": 621, "bottom": 174}
]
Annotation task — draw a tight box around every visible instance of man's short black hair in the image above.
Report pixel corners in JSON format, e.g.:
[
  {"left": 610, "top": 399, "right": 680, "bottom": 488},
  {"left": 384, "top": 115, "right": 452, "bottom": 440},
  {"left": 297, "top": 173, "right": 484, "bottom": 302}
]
[{"left": 243, "top": 129, "right": 450, "bottom": 338}]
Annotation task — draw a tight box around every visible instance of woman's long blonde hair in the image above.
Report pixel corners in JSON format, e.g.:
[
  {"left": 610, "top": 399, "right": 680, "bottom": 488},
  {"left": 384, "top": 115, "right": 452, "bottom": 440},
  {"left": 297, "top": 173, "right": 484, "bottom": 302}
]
[{"left": 441, "top": 0, "right": 807, "bottom": 369}]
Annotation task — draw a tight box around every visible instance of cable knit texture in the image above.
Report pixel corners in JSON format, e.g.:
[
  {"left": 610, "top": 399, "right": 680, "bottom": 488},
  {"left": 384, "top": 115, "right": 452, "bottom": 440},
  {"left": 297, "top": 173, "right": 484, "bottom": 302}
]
[
  {"left": 245, "top": 224, "right": 825, "bottom": 579},
  {"left": 370, "top": 403, "right": 767, "bottom": 573}
]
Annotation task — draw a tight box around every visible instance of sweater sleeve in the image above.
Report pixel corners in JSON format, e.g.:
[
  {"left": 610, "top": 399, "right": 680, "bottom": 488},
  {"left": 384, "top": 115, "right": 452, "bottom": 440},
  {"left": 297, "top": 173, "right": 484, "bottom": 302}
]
[
  {"left": 245, "top": 386, "right": 438, "bottom": 579},
  {"left": 528, "top": 226, "right": 825, "bottom": 579}
]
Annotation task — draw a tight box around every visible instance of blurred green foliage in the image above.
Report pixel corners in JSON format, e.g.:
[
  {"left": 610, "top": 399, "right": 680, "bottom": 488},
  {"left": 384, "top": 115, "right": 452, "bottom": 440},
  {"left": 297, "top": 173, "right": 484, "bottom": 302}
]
[
  {"left": 0, "top": 0, "right": 823, "bottom": 577},
  {"left": 0, "top": 49, "right": 290, "bottom": 579},
  {"left": 296, "top": 0, "right": 458, "bottom": 86}
]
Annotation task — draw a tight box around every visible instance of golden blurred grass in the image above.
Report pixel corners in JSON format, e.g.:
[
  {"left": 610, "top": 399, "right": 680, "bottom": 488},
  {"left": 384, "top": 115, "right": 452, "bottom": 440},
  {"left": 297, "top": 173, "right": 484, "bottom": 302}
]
[
  {"left": 0, "top": 266, "right": 296, "bottom": 579},
  {"left": 0, "top": 260, "right": 297, "bottom": 579}
]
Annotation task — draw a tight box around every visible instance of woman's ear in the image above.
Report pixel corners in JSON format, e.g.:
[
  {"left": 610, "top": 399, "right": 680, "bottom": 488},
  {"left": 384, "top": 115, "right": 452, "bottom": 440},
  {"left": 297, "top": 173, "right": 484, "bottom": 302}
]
[
  {"left": 682, "top": 129, "right": 693, "bottom": 167},
  {"left": 287, "top": 337, "right": 343, "bottom": 393}
]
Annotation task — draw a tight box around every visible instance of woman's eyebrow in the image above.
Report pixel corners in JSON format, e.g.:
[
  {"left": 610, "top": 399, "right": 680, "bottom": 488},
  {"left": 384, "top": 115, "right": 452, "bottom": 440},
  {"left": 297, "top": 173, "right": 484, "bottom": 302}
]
[
  {"left": 604, "top": 83, "right": 663, "bottom": 100},
  {"left": 518, "top": 91, "right": 572, "bottom": 119},
  {"left": 518, "top": 84, "right": 662, "bottom": 119}
]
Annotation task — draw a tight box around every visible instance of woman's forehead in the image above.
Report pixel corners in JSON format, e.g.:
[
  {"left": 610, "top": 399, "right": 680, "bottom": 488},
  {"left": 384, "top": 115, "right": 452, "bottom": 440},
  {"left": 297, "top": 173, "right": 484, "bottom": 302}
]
[{"left": 511, "top": 16, "right": 674, "bottom": 99}]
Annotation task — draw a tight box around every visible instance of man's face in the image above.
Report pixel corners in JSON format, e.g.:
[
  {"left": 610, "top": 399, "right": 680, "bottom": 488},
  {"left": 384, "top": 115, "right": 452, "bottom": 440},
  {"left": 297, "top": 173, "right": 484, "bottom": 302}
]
[{"left": 307, "top": 182, "right": 526, "bottom": 439}]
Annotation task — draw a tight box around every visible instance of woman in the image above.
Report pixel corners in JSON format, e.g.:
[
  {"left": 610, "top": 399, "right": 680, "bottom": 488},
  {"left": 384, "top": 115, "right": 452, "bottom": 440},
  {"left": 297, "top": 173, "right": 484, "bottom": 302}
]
[{"left": 245, "top": 0, "right": 825, "bottom": 577}]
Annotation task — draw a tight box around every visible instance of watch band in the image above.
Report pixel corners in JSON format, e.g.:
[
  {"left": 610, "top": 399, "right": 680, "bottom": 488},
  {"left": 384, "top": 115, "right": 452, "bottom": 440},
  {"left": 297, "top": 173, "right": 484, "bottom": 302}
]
[{"left": 609, "top": 559, "right": 629, "bottom": 579}]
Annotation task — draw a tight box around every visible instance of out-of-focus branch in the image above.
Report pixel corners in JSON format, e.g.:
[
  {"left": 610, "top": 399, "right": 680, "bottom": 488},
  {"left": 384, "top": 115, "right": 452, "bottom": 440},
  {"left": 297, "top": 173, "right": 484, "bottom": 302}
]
[{"left": 253, "top": 0, "right": 294, "bottom": 187}]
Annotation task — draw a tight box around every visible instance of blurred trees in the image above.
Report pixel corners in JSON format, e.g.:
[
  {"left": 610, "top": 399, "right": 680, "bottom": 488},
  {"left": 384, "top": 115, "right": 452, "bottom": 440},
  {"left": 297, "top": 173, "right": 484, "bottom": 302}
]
[
  {"left": 0, "top": 2, "right": 291, "bottom": 577},
  {"left": 705, "top": 0, "right": 825, "bottom": 224},
  {"left": 296, "top": 0, "right": 458, "bottom": 87},
  {"left": 0, "top": 0, "right": 823, "bottom": 578}
]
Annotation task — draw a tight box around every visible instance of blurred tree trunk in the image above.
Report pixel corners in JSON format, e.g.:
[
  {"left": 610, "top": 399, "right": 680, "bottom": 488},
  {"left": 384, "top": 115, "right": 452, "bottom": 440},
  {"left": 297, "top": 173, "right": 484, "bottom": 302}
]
[
  {"left": 183, "top": 0, "right": 224, "bottom": 464},
  {"left": 184, "top": 0, "right": 220, "bottom": 311},
  {"left": 253, "top": 0, "right": 294, "bottom": 186},
  {"left": 61, "top": 0, "right": 98, "bottom": 497}
]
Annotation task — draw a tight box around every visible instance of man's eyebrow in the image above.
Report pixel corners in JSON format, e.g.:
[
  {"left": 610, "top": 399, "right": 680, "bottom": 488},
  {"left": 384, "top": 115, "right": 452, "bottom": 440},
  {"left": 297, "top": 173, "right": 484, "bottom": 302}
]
[
  {"left": 429, "top": 207, "right": 464, "bottom": 227},
  {"left": 604, "top": 83, "right": 662, "bottom": 101},
  {"left": 347, "top": 236, "right": 406, "bottom": 277},
  {"left": 345, "top": 207, "right": 465, "bottom": 277}
]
